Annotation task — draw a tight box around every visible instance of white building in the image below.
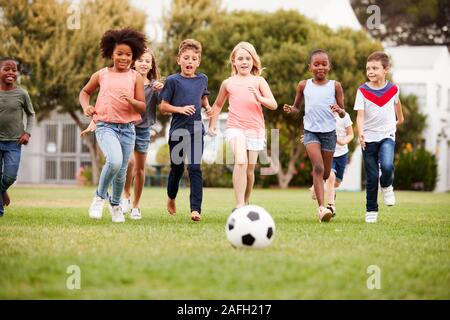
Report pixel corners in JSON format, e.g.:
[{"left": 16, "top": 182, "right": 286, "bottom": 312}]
[
  {"left": 386, "top": 46, "right": 450, "bottom": 192},
  {"left": 17, "top": 111, "right": 92, "bottom": 184}
]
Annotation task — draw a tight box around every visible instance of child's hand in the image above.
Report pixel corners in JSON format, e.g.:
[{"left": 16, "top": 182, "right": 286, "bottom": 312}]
[
  {"left": 152, "top": 81, "right": 164, "bottom": 92},
  {"left": 359, "top": 134, "right": 366, "bottom": 150},
  {"left": 179, "top": 105, "right": 196, "bottom": 116},
  {"left": 83, "top": 105, "right": 96, "bottom": 117},
  {"left": 206, "top": 105, "right": 217, "bottom": 118},
  {"left": 248, "top": 86, "right": 262, "bottom": 102},
  {"left": 208, "top": 126, "right": 217, "bottom": 137},
  {"left": 337, "top": 138, "right": 346, "bottom": 146},
  {"left": 300, "top": 134, "right": 304, "bottom": 144},
  {"left": 80, "top": 122, "right": 97, "bottom": 136},
  {"left": 283, "top": 104, "right": 296, "bottom": 114},
  {"left": 17, "top": 132, "right": 30, "bottom": 145},
  {"left": 203, "top": 104, "right": 212, "bottom": 113},
  {"left": 330, "top": 104, "right": 344, "bottom": 116},
  {"left": 120, "top": 91, "right": 133, "bottom": 103}
]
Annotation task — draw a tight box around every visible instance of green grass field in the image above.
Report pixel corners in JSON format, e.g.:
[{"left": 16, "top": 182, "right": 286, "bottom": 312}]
[{"left": 0, "top": 186, "right": 449, "bottom": 299}]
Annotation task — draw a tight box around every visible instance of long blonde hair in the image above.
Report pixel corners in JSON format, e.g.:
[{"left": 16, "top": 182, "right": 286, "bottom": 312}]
[{"left": 229, "top": 42, "right": 262, "bottom": 76}]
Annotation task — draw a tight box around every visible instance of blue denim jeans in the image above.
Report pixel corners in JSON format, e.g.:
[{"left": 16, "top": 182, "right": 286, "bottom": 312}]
[
  {"left": 0, "top": 141, "right": 22, "bottom": 215},
  {"left": 167, "top": 132, "right": 204, "bottom": 213},
  {"left": 95, "top": 122, "right": 135, "bottom": 206},
  {"left": 362, "top": 138, "right": 395, "bottom": 212}
]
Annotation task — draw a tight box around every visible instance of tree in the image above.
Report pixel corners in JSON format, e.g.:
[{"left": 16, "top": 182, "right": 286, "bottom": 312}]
[
  {"left": 158, "top": 0, "right": 223, "bottom": 74},
  {"left": 0, "top": 0, "right": 146, "bottom": 184},
  {"left": 395, "top": 94, "right": 427, "bottom": 152},
  {"left": 351, "top": 0, "right": 450, "bottom": 47}
]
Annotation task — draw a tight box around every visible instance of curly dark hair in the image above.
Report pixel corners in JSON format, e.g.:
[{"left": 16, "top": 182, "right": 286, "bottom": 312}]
[{"left": 100, "top": 28, "right": 147, "bottom": 60}]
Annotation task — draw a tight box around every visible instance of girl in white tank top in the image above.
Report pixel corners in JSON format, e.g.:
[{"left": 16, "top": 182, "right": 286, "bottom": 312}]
[{"left": 283, "top": 49, "right": 346, "bottom": 223}]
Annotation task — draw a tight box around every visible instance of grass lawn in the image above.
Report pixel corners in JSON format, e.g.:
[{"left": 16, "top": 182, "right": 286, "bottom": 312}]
[{"left": 0, "top": 186, "right": 449, "bottom": 299}]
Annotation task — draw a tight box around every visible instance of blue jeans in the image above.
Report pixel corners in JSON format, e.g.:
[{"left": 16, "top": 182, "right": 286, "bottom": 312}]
[
  {"left": 0, "top": 141, "right": 22, "bottom": 215},
  {"left": 95, "top": 122, "right": 135, "bottom": 206},
  {"left": 362, "top": 138, "right": 395, "bottom": 212},
  {"left": 167, "top": 132, "right": 204, "bottom": 213}
]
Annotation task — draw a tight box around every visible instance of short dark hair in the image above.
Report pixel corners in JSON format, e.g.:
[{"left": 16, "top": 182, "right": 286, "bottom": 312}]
[
  {"left": 100, "top": 28, "right": 147, "bottom": 60},
  {"left": 178, "top": 39, "right": 202, "bottom": 57},
  {"left": 0, "top": 57, "right": 19, "bottom": 67},
  {"left": 367, "top": 51, "right": 390, "bottom": 69},
  {"left": 309, "top": 49, "right": 329, "bottom": 63}
]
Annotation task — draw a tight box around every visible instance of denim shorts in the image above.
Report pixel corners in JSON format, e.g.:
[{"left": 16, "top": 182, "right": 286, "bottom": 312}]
[
  {"left": 331, "top": 152, "right": 348, "bottom": 182},
  {"left": 303, "top": 130, "right": 337, "bottom": 152},
  {"left": 134, "top": 127, "right": 151, "bottom": 153}
]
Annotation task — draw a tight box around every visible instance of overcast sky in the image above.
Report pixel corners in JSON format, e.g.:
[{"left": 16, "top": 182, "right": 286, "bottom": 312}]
[{"left": 130, "top": 0, "right": 361, "bottom": 43}]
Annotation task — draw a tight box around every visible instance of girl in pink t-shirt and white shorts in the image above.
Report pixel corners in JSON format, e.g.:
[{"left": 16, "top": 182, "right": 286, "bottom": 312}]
[{"left": 207, "top": 42, "right": 277, "bottom": 209}]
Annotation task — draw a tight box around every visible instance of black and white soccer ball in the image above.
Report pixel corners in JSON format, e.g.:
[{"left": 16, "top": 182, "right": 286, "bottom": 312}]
[{"left": 225, "top": 205, "right": 276, "bottom": 248}]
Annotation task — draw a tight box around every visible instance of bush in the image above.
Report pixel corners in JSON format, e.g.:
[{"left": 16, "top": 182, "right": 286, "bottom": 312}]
[
  {"left": 394, "top": 147, "right": 437, "bottom": 191},
  {"left": 202, "top": 164, "right": 233, "bottom": 188}
]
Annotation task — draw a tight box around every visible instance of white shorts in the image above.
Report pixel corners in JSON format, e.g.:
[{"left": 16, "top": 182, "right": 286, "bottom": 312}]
[{"left": 225, "top": 128, "right": 266, "bottom": 151}]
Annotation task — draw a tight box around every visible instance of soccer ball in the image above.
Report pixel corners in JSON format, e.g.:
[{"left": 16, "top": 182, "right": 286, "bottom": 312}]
[{"left": 225, "top": 205, "right": 276, "bottom": 248}]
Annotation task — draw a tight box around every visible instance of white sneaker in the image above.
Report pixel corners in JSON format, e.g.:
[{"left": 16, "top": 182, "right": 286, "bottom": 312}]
[
  {"left": 130, "top": 208, "right": 142, "bottom": 220},
  {"left": 381, "top": 185, "right": 396, "bottom": 206},
  {"left": 120, "top": 198, "right": 131, "bottom": 214},
  {"left": 109, "top": 204, "right": 125, "bottom": 223},
  {"left": 89, "top": 196, "right": 105, "bottom": 219},
  {"left": 318, "top": 206, "right": 332, "bottom": 223},
  {"left": 365, "top": 211, "right": 378, "bottom": 223}
]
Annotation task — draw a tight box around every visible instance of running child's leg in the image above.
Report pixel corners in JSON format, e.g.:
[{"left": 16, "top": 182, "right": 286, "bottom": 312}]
[
  {"left": 187, "top": 132, "right": 204, "bottom": 221},
  {"left": 229, "top": 136, "right": 248, "bottom": 208},
  {"left": 244, "top": 150, "right": 258, "bottom": 205},
  {"left": 167, "top": 136, "right": 187, "bottom": 215},
  {"left": 306, "top": 143, "right": 326, "bottom": 207},
  {"left": 122, "top": 155, "right": 135, "bottom": 201},
  {"left": 110, "top": 127, "right": 135, "bottom": 207},
  {"left": 327, "top": 170, "right": 337, "bottom": 205},
  {"left": 132, "top": 150, "right": 147, "bottom": 208}
]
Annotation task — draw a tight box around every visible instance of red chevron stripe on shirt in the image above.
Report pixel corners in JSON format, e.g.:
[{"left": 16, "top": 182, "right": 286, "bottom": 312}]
[{"left": 359, "top": 85, "right": 398, "bottom": 107}]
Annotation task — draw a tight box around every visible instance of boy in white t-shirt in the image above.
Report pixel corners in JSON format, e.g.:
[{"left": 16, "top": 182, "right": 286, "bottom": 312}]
[{"left": 354, "top": 51, "right": 404, "bottom": 223}]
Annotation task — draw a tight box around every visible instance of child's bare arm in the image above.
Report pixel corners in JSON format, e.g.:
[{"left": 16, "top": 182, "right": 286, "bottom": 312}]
[
  {"left": 80, "top": 120, "right": 96, "bottom": 136},
  {"left": 283, "top": 80, "right": 306, "bottom": 114},
  {"left": 338, "top": 125, "right": 354, "bottom": 145},
  {"left": 121, "top": 73, "right": 145, "bottom": 113},
  {"left": 79, "top": 71, "right": 100, "bottom": 117},
  {"left": 250, "top": 77, "right": 277, "bottom": 110},
  {"left": 395, "top": 98, "right": 404, "bottom": 126},
  {"left": 356, "top": 110, "right": 366, "bottom": 150},
  {"left": 202, "top": 95, "right": 211, "bottom": 112},
  {"left": 159, "top": 100, "right": 195, "bottom": 116},
  {"left": 207, "top": 80, "right": 229, "bottom": 132},
  {"left": 332, "top": 81, "right": 345, "bottom": 118}
]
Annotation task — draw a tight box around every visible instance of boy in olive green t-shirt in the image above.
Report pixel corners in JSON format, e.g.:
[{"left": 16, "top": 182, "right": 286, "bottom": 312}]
[{"left": 0, "top": 57, "right": 35, "bottom": 216}]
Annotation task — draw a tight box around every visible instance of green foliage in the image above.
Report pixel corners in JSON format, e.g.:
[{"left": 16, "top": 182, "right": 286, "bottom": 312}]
[
  {"left": 156, "top": 143, "right": 170, "bottom": 166},
  {"left": 395, "top": 94, "right": 427, "bottom": 152},
  {"left": 351, "top": 0, "right": 449, "bottom": 47},
  {"left": 395, "top": 148, "right": 438, "bottom": 191},
  {"left": 202, "top": 164, "right": 233, "bottom": 188}
]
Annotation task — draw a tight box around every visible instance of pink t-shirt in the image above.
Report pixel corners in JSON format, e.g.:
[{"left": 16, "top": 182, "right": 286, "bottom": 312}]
[
  {"left": 93, "top": 67, "right": 142, "bottom": 124},
  {"left": 226, "top": 75, "right": 265, "bottom": 137}
]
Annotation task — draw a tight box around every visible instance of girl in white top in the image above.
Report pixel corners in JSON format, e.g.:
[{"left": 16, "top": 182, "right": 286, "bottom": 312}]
[{"left": 284, "top": 49, "right": 345, "bottom": 223}]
